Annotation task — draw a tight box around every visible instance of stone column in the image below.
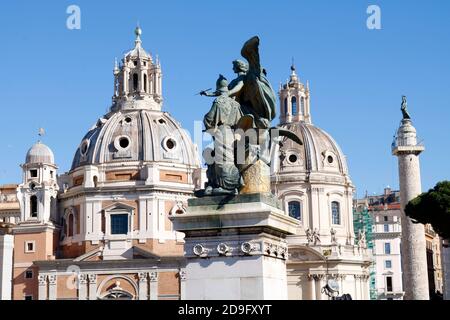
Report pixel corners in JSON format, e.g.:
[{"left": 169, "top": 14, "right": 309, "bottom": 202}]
[
  {"left": 88, "top": 274, "right": 97, "bottom": 300},
  {"left": 38, "top": 274, "right": 47, "bottom": 300},
  {"left": 149, "top": 271, "right": 158, "bottom": 300},
  {"left": 307, "top": 274, "right": 316, "bottom": 300},
  {"left": 179, "top": 270, "right": 186, "bottom": 300},
  {"left": 48, "top": 275, "right": 57, "bottom": 300},
  {"left": 0, "top": 234, "right": 13, "bottom": 300},
  {"left": 392, "top": 118, "right": 429, "bottom": 300},
  {"left": 354, "top": 275, "right": 361, "bottom": 299},
  {"left": 359, "top": 275, "right": 365, "bottom": 300},
  {"left": 138, "top": 272, "right": 148, "bottom": 300},
  {"left": 338, "top": 274, "right": 345, "bottom": 297},
  {"left": 78, "top": 274, "right": 88, "bottom": 300},
  {"left": 314, "top": 275, "right": 323, "bottom": 300}
]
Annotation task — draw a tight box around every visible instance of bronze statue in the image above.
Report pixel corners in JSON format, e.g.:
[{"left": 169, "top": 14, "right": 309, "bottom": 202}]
[
  {"left": 401, "top": 95, "right": 411, "bottom": 120},
  {"left": 197, "top": 36, "right": 302, "bottom": 197},
  {"left": 199, "top": 75, "right": 243, "bottom": 196}
]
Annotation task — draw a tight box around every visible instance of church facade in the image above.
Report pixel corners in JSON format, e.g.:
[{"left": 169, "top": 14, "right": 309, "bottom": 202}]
[
  {"left": 9, "top": 28, "right": 202, "bottom": 300},
  {"left": 0, "top": 28, "right": 371, "bottom": 300},
  {"left": 270, "top": 66, "right": 371, "bottom": 299}
]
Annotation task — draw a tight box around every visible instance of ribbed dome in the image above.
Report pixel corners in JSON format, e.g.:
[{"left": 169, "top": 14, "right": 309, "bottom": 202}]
[
  {"left": 271, "top": 122, "right": 349, "bottom": 176},
  {"left": 71, "top": 109, "right": 200, "bottom": 170},
  {"left": 26, "top": 142, "right": 55, "bottom": 164}
]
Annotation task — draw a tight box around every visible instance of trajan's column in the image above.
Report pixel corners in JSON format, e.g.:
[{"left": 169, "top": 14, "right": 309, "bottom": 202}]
[{"left": 392, "top": 96, "right": 429, "bottom": 300}]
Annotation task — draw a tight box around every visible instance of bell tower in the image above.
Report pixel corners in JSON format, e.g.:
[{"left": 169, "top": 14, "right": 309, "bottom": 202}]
[
  {"left": 112, "top": 26, "right": 163, "bottom": 112},
  {"left": 278, "top": 63, "right": 311, "bottom": 124},
  {"left": 17, "top": 141, "right": 59, "bottom": 223},
  {"left": 12, "top": 138, "right": 59, "bottom": 300}
]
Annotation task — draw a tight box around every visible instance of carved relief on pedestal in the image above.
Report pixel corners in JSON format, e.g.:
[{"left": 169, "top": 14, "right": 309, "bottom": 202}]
[
  {"left": 217, "top": 243, "right": 231, "bottom": 255},
  {"left": 179, "top": 270, "right": 187, "bottom": 281},
  {"left": 193, "top": 244, "right": 209, "bottom": 257},
  {"left": 240, "top": 242, "right": 256, "bottom": 254}
]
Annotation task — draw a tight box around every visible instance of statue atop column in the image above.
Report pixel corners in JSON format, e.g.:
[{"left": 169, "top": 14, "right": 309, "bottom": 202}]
[{"left": 401, "top": 95, "right": 411, "bottom": 120}]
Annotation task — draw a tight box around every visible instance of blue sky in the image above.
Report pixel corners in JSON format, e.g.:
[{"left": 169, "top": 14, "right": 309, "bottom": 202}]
[{"left": 0, "top": 0, "right": 449, "bottom": 198}]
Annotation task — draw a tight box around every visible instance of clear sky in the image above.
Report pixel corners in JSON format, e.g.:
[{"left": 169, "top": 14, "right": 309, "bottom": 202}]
[{"left": 0, "top": 0, "right": 449, "bottom": 198}]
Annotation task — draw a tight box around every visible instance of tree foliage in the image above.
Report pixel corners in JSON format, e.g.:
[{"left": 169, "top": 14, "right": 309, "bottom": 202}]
[{"left": 405, "top": 181, "right": 450, "bottom": 239}]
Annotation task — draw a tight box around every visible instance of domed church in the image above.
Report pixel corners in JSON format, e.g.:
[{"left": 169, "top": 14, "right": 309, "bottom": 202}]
[
  {"left": 10, "top": 27, "right": 202, "bottom": 300},
  {"left": 1, "top": 29, "right": 372, "bottom": 301},
  {"left": 271, "top": 65, "right": 372, "bottom": 299}
]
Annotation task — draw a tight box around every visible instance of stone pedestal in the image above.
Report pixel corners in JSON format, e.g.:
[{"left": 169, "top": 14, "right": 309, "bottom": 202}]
[{"left": 171, "top": 193, "right": 299, "bottom": 300}]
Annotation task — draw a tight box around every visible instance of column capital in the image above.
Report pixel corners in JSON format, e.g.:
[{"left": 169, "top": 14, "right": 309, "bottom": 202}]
[
  {"left": 48, "top": 275, "right": 56, "bottom": 285},
  {"left": 149, "top": 271, "right": 158, "bottom": 282},
  {"left": 79, "top": 273, "right": 88, "bottom": 285},
  {"left": 88, "top": 274, "right": 97, "bottom": 284},
  {"left": 138, "top": 272, "right": 148, "bottom": 282},
  {"left": 38, "top": 274, "right": 47, "bottom": 286}
]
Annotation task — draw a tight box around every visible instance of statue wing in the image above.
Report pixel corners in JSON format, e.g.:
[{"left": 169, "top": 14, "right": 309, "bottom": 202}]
[{"left": 241, "top": 36, "right": 261, "bottom": 73}]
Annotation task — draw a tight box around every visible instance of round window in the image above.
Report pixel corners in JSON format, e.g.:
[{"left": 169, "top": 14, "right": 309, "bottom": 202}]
[
  {"left": 327, "top": 155, "right": 334, "bottom": 164},
  {"left": 124, "top": 117, "right": 132, "bottom": 124},
  {"left": 166, "top": 139, "right": 175, "bottom": 150},
  {"left": 119, "top": 137, "right": 130, "bottom": 149},
  {"left": 163, "top": 137, "right": 177, "bottom": 151},
  {"left": 80, "top": 140, "right": 89, "bottom": 156},
  {"left": 288, "top": 154, "right": 298, "bottom": 163},
  {"left": 114, "top": 135, "right": 131, "bottom": 151}
]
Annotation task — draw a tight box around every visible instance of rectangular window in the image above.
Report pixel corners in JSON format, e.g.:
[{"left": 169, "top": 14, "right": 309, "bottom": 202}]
[
  {"left": 25, "top": 241, "right": 35, "bottom": 253},
  {"left": 384, "top": 242, "right": 391, "bottom": 254},
  {"left": 110, "top": 214, "right": 129, "bottom": 235},
  {"left": 385, "top": 260, "right": 392, "bottom": 269},
  {"left": 50, "top": 171, "right": 54, "bottom": 178},
  {"left": 288, "top": 201, "right": 301, "bottom": 220},
  {"left": 30, "top": 170, "right": 37, "bottom": 178},
  {"left": 386, "top": 276, "right": 393, "bottom": 292},
  {"left": 24, "top": 295, "right": 33, "bottom": 301},
  {"left": 384, "top": 216, "right": 388, "bottom": 222},
  {"left": 384, "top": 224, "right": 389, "bottom": 232},
  {"left": 25, "top": 270, "right": 33, "bottom": 279},
  {"left": 331, "top": 201, "right": 340, "bottom": 225}
]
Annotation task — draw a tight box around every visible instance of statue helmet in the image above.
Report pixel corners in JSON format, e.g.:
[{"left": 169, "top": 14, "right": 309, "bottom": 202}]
[{"left": 216, "top": 74, "right": 228, "bottom": 92}]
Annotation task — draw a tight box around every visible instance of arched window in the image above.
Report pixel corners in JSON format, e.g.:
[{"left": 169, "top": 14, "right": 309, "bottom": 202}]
[
  {"left": 331, "top": 201, "right": 341, "bottom": 225},
  {"left": 291, "top": 97, "right": 297, "bottom": 115},
  {"left": 144, "top": 74, "right": 148, "bottom": 93},
  {"left": 288, "top": 201, "right": 301, "bottom": 220},
  {"left": 30, "top": 195, "right": 38, "bottom": 218},
  {"left": 284, "top": 98, "right": 288, "bottom": 115},
  {"left": 300, "top": 97, "right": 305, "bottom": 115},
  {"left": 132, "top": 74, "right": 138, "bottom": 92},
  {"left": 68, "top": 214, "right": 74, "bottom": 237}
]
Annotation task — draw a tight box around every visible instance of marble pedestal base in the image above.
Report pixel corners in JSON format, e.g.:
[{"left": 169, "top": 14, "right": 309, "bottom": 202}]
[{"left": 171, "top": 193, "right": 299, "bottom": 300}]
